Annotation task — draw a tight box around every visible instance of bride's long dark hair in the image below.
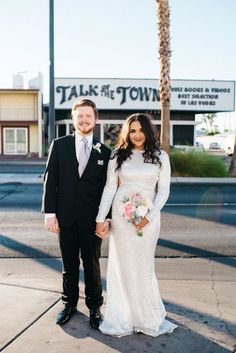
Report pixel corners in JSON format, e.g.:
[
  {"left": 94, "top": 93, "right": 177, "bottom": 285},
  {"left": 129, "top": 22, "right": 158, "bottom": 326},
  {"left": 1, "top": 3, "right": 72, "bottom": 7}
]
[{"left": 112, "top": 113, "right": 162, "bottom": 170}]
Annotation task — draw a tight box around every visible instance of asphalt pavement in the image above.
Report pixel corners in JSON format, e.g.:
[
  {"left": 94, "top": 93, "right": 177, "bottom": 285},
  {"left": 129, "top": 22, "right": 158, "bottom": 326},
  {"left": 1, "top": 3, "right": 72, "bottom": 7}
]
[
  {"left": 0, "top": 182, "right": 236, "bottom": 259},
  {"left": 0, "top": 166, "right": 236, "bottom": 352}
]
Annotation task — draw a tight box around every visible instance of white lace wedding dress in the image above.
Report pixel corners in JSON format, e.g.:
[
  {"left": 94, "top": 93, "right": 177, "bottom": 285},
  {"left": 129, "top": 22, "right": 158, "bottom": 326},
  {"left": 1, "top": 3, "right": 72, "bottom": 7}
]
[{"left": 96, "top": 149, "right": 177, "bottom": 337}]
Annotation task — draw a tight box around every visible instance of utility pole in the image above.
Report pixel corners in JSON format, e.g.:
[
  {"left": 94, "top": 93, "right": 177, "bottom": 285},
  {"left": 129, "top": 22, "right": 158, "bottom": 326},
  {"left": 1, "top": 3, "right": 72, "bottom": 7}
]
[{"left": 49, "top": 0, "right": 55, "bottom": 145}]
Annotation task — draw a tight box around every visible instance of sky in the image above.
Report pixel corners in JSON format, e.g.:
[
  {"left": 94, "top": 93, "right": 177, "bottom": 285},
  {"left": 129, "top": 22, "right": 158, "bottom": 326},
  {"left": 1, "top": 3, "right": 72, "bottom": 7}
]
[{"left": 0, "top": 0, "right": 235, "bottom": 131}]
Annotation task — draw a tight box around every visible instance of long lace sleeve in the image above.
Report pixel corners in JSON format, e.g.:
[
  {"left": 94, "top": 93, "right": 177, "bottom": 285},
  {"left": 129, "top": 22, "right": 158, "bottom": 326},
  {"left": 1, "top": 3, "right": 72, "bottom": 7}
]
[
  {"left": 146, "top": 151, "right": 171, "bottom": 222},
  {"left": 96, "top": 156, "right": 118, "bottom": 222}
]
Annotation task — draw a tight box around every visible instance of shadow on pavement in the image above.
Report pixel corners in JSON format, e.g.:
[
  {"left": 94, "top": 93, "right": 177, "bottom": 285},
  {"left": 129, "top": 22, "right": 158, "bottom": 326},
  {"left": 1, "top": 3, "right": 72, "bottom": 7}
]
[
  {"left": 157, "top": 239, "right": 236, "bottom": 268},
  {"left": 1, "top": 233, "right": 236, "bottom": 269},
  {"left": 60, "top": 311, "right": 232, "bottom": 353},
  {"left": 0, "top": 233, "right": 61, "bottom": 271},
  {"left": 164, "top": 301, "right": 236, "bottom": 344}
]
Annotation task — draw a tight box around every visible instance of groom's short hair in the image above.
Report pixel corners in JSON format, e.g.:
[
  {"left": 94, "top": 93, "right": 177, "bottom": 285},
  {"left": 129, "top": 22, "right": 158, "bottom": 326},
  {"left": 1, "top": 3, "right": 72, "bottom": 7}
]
[{"left": 71, "top": 99, "right": 98, "bottom": 119}]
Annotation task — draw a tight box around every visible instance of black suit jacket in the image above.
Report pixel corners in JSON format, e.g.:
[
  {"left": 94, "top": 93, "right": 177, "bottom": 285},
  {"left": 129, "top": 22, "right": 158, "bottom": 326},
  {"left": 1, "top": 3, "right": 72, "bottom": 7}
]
[{"left": 42, "top": 134, "right": 111, "bottom": 228}]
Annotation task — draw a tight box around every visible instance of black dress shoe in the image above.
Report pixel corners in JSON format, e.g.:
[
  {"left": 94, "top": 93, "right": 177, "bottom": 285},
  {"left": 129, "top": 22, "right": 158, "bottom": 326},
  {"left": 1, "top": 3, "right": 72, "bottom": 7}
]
[
  {"left": 89, "top": 308, "right": 103, "bottom": 329},
  {"left": 56, "top": 305, "right": 77, "bottom": 326}
]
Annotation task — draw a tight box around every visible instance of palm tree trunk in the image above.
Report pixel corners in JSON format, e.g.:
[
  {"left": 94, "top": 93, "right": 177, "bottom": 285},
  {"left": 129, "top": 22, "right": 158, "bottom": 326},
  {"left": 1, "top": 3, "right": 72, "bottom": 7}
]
[
  {"left": 156, "top": 0, "right": 171, "bottom": 154},
  {"left": 229, "top": 130, "right": 236, "bottom": 176}
]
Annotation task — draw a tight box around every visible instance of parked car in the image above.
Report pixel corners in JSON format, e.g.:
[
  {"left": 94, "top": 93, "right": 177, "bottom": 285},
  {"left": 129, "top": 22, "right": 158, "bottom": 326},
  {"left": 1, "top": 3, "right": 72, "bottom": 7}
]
[{"left": 209, "top": 142, "right": 221, "bottom": 150}]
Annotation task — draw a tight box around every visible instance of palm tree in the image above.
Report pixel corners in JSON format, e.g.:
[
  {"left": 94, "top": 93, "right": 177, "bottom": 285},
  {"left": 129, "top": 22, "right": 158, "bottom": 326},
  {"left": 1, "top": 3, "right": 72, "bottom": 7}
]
[
  {"left": 203, "top": 113, "right": 217, "bottom": 134},
  {"left": 156, "top": 0, "right": 171, "bottom": 154},
  {"left": 229, "top": 130, "right": 236, "bottom": 176}
]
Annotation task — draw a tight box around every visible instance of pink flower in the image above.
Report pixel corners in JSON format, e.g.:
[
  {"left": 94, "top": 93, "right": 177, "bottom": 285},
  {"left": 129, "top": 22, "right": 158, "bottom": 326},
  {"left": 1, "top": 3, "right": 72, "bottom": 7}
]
[
  {"left": 123, "top": 202, "right": 135, "bottom": 219},
  {"left": 122, "top": 193, "right": 153, "bottom": 236},
  {"left": 130, "top": 194, "right": 144, "bottom": 204}
]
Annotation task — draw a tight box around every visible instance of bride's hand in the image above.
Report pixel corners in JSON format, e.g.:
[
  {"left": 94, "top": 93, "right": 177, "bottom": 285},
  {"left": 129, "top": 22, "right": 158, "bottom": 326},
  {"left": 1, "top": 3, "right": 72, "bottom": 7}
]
[
  {"left": 96, "top": 221, "right": 109, "bottom": 240},
  {"left": 133, "top": 217, "right": 149, "bottom": 231}
]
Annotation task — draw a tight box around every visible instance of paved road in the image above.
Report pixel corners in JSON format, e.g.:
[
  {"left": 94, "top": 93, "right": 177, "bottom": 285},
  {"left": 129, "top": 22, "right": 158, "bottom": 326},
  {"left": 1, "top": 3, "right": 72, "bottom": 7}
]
[
  {"left": 0, "top": 183, "right": 235, "bottom": 258},
  {"left": 0, "top": 164, "right": 45, "bottom": 174}
]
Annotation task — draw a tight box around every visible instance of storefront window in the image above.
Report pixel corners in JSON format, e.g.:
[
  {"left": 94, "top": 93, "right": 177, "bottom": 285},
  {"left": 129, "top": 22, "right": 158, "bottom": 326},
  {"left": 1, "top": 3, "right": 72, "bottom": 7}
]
[
  {"left": 3, "top": 128, "right": 28, "bottom": 154},
  {"left": 173, "top": 125, "right": 194, "bottom": 146}
]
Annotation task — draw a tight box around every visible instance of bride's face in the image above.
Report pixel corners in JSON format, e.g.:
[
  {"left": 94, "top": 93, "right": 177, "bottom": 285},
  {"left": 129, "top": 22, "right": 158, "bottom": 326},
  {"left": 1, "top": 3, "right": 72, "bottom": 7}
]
[{"left": 129, "top": 121, "right": 146, "bottom": 150}]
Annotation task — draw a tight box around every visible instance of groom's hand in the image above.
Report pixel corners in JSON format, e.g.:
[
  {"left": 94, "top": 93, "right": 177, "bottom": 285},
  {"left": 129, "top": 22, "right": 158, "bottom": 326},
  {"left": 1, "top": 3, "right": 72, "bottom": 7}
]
[
  {"left": 96, "top": 221, "right": 109, "bottom": 240},
  {"left": 45, "top": 217, "right": 60, "bottom": 234}
]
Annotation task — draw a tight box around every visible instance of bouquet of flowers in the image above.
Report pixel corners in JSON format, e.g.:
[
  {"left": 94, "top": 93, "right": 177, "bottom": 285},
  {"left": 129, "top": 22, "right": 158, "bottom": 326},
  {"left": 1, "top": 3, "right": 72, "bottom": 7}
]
[{"left": 122, "top": 193, "right": 153, "bottom": 237}]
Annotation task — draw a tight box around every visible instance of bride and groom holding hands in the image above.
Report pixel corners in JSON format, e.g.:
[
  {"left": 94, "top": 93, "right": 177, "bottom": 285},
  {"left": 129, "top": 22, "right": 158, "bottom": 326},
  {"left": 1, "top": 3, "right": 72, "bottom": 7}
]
[{"left": 42, "top": 98, "right": 177, "bottom": 337}]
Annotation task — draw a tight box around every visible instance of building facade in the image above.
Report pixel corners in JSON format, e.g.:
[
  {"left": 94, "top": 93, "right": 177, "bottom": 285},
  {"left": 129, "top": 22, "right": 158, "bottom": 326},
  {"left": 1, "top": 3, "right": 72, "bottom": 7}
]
[
  {"left": 0, "top": 89, "right": 43, "bottom": 158},
  {"left": 50, "top": 78, "right": 235, "bottom": 148}
]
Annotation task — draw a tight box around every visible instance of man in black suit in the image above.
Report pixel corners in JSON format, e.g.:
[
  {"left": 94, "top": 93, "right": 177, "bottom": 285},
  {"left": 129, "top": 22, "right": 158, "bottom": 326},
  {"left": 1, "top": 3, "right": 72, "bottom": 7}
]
[{"left": 42, "top": 99, "right": 111, "bottom": 328}]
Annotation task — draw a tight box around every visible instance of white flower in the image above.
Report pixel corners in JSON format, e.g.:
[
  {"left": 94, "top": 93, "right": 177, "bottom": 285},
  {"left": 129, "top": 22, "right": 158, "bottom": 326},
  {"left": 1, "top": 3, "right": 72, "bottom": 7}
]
[
  {"left": 145, "top": 198, "right": 154, "bottom": 210},
  {"left": 136, "top": 205, "right": 148, "bottom": 217},
  {"left": 93, "top": 142, "right": 102, "bottom": 153}
]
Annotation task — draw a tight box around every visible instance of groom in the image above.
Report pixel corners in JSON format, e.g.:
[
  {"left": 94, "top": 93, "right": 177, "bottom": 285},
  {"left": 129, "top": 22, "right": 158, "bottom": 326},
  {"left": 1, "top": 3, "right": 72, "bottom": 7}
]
[{"left": 42, "top": 99, "right": 111, "bottom": 328}]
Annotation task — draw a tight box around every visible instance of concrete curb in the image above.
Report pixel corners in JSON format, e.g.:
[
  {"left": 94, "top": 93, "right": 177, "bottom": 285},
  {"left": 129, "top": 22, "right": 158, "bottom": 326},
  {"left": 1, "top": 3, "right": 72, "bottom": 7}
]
[
  {"left": 0, "top": 175, "right": 235, "bottom": 185},
  {"left": 0, "top": 160, "right": 46, "bottom": 165},
  {"left": 171, "top": 177, "right": 236, "bottom": 184}
]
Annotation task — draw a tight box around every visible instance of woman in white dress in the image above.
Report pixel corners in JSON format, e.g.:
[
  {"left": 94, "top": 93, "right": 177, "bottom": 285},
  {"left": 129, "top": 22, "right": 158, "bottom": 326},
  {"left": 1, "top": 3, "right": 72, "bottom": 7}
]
[{"left": 96, "top": 113, "right": 177, "bottom": 337}]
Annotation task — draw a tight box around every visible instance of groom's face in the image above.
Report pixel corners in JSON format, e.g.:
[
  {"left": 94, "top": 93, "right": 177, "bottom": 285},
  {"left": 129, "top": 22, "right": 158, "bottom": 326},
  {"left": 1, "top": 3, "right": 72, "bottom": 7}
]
[{"left": 73, "top": 106, "right": 97, "bottom": 136}]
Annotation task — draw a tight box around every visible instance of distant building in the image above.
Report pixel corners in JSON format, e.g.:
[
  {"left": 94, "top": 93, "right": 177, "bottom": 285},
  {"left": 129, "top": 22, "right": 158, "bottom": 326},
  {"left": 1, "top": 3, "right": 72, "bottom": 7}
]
[
  {"left": 0, "top": 72, "right": 43, "bottom": 158},
  {"left": 45, "top": 78, "right": 235, "bottom": 147},
  {"left": 0, "top": 89, "right": 43, "bottom": 158}
]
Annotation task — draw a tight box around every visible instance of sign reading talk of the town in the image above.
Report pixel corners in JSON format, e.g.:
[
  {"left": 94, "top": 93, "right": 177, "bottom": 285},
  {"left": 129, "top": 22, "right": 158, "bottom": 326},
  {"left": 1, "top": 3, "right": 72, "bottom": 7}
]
[{"left": 55, "top": 78, "right": 235, "bottom": 112}]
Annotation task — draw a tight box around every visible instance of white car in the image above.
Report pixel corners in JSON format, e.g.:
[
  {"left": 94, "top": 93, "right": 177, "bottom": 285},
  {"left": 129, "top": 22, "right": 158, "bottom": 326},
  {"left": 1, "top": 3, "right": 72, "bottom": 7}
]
[{"left": 209, "top": 142, "right": 221, "bottom": 150}]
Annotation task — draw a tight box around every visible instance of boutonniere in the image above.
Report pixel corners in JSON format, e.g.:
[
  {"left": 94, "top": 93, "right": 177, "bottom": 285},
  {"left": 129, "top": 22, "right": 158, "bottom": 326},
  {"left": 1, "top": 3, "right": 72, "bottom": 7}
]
[{"left": 92, "top": 142, "right": 102, "bottom": 154}]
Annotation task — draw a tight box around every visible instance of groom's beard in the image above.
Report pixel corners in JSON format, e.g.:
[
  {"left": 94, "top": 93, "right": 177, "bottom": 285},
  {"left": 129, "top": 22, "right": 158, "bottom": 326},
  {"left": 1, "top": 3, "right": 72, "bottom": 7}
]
[{"left": 75, "top": 123, "right": 95, "bottom": 136}]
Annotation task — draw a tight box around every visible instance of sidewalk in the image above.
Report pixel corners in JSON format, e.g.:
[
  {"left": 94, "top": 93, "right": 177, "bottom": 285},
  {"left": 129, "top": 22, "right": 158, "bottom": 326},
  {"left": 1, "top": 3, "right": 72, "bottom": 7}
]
[{"left": 0, "top": 257, "right": 235, "bottom": 353}]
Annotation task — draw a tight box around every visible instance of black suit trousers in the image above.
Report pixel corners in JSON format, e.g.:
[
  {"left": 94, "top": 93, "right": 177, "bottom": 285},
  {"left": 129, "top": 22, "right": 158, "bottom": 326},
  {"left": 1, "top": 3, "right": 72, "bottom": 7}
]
[{"left": 58, "top": 222, "right": 103, "bottom": 309}]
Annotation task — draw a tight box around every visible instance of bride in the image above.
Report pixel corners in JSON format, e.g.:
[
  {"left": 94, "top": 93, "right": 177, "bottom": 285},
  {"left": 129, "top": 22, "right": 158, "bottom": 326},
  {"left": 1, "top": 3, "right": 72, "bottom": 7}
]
[{"left": 96, "top": 113, "right": 177, "bottom": 337}]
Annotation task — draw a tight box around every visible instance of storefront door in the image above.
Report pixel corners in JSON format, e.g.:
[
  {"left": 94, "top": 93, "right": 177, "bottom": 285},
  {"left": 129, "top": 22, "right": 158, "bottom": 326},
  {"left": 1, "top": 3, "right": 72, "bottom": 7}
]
[{"left": 3, "top": 127, "right": 28, "bottom": 154}]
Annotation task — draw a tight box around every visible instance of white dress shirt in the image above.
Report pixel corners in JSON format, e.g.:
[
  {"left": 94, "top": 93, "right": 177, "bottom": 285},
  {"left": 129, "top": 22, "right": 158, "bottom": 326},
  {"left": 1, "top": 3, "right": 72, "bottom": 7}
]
[{"left": 45, "top": 132, "right": 93, "bottom": 219}]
